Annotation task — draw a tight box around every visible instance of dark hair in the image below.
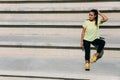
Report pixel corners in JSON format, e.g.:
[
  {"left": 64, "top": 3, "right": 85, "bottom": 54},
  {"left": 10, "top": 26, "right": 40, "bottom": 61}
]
[{"left": 90, "top": 9, "right": 98, "bottom": 26}]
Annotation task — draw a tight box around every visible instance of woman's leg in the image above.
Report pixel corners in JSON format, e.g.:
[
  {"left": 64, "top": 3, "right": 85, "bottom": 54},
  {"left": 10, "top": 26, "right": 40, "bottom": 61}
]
[
  {"left": 92, "top": 39, "right": 105, "bottom": 55},
  {"left": 83, "top": 40, "right": 91, "bottom": 71},
  {"left": 83, "top": 40, "right": 91, "bottom": 63},
  {"left": 92, "top": 44, "right": 104, "bottom": 60},
  {"left": 91, "top": 39, "right": 105, "bottom": 63}
]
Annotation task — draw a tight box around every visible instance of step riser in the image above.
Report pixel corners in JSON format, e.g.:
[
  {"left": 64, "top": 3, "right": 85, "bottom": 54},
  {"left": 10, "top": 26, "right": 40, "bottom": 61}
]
[{"left": 0, "top": 2, "right": 119, "bottom": 12}]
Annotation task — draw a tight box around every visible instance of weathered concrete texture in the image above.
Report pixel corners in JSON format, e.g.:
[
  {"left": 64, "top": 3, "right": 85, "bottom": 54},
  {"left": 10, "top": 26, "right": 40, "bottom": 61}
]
[
  {"left": 0, "top": 2, "right": 119, "bottom": 11},
  {"left": 0, "top": 28, "right": 119, "bottom": 48},
  {"left": 0, "top": 13, "right": 119, "bottom": 26},
  {"left": 0, "top": 48, "right": 119, "bottom": 80}
]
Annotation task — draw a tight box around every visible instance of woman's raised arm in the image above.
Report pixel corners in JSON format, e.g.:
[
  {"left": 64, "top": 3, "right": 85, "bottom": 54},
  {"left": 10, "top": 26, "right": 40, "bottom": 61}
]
[{"left": 98, "top": 10, "right": 108, "bottom": 23}]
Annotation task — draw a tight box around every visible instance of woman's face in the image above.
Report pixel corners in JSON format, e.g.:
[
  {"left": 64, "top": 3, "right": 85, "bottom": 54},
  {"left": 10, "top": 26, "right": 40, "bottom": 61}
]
[{"left": 89, "top": 12, "right": 96, "bottom": 21}]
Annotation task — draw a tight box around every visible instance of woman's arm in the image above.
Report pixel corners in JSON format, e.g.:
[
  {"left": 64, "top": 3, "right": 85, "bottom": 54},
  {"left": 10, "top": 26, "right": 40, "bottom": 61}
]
[
  {"left": 98, "top": 10, "right": 108, "bottom": 23},
  {"left": 81, "top": 27, "right": 86, "bottom": 47}
]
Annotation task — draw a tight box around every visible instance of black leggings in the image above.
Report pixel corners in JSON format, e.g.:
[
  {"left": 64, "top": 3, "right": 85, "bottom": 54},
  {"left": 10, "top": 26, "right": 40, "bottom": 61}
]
[{"left": 83, "top": 39, "right": 105, "bottom": 62}]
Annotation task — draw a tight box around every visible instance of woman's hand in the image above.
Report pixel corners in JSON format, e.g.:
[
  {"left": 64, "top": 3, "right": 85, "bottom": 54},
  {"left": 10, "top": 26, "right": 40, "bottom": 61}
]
[
  {"left": 81, "top": 41, "right": 84, "bottom": 48},
  {"left": 97, "top": 10, "right": 101, "bottom": 15},
  {"left": 97, "top": 10, "right": 108, "bottom": 23}
]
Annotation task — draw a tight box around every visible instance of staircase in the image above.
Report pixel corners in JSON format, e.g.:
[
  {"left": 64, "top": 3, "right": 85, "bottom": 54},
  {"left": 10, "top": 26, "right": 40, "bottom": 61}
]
[
  {"left": 0, "top": 0, "right": 120, "bottom": 80},
  {"left": 0, "top": 1, "right": 119, "bottom": 50}
]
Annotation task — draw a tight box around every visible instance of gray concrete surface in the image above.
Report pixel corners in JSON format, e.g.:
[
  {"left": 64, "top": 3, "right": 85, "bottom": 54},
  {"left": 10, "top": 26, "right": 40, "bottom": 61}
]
[
  {"left": 0, "top": 1, "right": 119, "bottom": 80},
  {"left": 0, "top": 48, "right": 119, "bottom": 80},
  {"left": 0, "top": 77, "right": 57, "bottom": 80},
  {"left": 0, "top": 2, "right": 119, "bottom": 11},
  {"left": 0, "top": 28, "right": 119, "bottom": 48},
  {"left": 0, "top": 13, "right": 119, "bottom": 26}
]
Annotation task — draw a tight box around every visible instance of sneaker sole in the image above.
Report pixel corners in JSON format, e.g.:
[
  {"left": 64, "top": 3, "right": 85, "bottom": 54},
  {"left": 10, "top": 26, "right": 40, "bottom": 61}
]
[
  {"left": 85, "top": 69, "right": 90, "bottom": 71},
  {"left": 91, "top": 60, "right": 96, "bottom": 63}
]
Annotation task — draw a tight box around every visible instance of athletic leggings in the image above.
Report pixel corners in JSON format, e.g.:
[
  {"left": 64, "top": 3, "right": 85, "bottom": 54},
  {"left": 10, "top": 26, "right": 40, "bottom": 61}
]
[{"left": 83, "top": 39, "right": 105, "bottom": 62}]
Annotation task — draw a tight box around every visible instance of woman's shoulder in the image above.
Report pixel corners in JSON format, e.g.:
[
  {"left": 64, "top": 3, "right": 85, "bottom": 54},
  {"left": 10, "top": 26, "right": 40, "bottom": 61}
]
[{"left": 83, "top": 19, "right": 90, "bottom": 28}]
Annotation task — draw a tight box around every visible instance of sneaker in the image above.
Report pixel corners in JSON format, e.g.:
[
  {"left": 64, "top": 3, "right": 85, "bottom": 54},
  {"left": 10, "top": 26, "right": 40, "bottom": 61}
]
[
  {"left": 91, "top": 55, "right": 97, "bottom": 63},
  {"left": 85, "top": 63, "right": 90, "bottom": 71}
]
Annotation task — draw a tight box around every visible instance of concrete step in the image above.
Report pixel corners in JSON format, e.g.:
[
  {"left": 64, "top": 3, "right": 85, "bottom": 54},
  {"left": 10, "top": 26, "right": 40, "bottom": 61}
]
[
  {"left": 0, "top": 0, "right": 118, "bottom": 3},
  {"left": 0, "top": 2, "right": 119, "bottom": 12},
  {"left": 0, "top": 28, "right": 119, "bottom": 49},
  {"left": 0, "top": 13, "right": 119, "bottom": 27},
  {"left": 0, "top": 13, "right": 119, "bottom": 21},
  {"left": 0, "top": 47, "right": 119, "bottom": 80},
  {"left": 0, "top": 77, "right": 55, "bottom": 80}
]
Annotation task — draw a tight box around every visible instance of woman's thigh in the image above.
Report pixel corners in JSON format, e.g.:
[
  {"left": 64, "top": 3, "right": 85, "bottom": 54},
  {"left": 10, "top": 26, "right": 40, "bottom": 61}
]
[{"left": 92, "top": 39, "right": 105, "bottom": 46}]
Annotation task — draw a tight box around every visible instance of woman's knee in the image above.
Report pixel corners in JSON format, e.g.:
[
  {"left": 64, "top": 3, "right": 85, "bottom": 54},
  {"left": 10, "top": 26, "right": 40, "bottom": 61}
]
[
  {"left": 99, "top": 39, "right": 106, "bottom": 45},
  {"left": 101, "top": 40, "right": 106, "bottom": 45}
]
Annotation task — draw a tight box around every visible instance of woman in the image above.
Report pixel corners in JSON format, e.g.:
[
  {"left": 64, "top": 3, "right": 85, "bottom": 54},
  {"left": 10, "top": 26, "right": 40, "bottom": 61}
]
[{"left": 80, "top": 9, "right": 108, "bottom": 71}]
